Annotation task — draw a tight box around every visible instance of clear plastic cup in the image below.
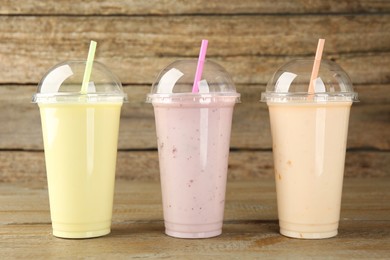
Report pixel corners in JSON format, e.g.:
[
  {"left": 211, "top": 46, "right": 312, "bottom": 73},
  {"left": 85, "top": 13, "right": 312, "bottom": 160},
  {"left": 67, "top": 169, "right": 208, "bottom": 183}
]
[
  {"left": 147, "top": 60, "right": 240, "bottom": 238},
  {"left": 32, "top": 61, "right": 127, "bottom": 239},
  {"left": 261, "top": 59, "right": 358, "bottom": 239}
]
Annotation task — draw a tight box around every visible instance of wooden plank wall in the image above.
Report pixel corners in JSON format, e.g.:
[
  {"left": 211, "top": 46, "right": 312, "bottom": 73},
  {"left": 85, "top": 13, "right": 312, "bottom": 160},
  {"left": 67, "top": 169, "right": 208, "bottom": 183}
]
[{"left": 0, "top": 1, "right": 389, "bottom": 182}]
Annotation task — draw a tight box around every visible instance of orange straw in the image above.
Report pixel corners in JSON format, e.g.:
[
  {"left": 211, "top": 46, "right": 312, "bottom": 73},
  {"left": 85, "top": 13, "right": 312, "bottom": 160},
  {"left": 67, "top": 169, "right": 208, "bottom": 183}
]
[{"left": 308, "top": 39, "right": 325, "bottom": 94}]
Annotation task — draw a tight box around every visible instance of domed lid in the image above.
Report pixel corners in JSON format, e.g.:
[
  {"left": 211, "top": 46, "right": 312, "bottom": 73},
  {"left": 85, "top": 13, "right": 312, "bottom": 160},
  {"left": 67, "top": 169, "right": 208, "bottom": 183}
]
[
  {"left": 32, "top": 61, "right": 127, "bottom": 103},
  {"left": 261, "top": 59, "right": 358, "bottom": 102},
  {"left": 146, "top": 59, "right": 240, "bottom": 103}
]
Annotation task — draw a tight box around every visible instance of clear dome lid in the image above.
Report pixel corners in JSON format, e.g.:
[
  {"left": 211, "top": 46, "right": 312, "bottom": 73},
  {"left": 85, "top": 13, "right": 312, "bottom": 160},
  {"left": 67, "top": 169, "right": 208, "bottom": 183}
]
[
  {"left": 32, "top": 61, "right": 127, "bottom": 103},
  {"left": 261, "top": 59, "right": 358, "bottom": 102},
  {"left": 146, "top": 59, "right": 240, "bottom": 103}
]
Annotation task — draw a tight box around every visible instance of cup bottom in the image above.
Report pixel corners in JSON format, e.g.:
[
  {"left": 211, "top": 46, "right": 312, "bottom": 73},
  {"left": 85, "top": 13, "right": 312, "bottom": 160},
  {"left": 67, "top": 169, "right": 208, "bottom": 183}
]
[
  {"left": 279, "top": 220, "right": 338, "bottom": 239},
  {"left": 280, "top": 228, "right": 337, "bottom": 239},
  {"left": 165, "top": 229, "right": 222, "bottom": 239},
  {"left": 52, "top": 220, "right": 111, "bottom": 239},
  {"left": 53, "top": 228, "right": 110, "bottom": 239},
  {"left": 164, "top": 221, "right": 223, "bottom": 239}
]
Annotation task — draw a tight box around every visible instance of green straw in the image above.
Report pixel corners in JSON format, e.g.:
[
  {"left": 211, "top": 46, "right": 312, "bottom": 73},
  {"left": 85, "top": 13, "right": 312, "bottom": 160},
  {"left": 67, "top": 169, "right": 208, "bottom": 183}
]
[{"left": 80, "top": 40, "right": 97, "bottom": 94}]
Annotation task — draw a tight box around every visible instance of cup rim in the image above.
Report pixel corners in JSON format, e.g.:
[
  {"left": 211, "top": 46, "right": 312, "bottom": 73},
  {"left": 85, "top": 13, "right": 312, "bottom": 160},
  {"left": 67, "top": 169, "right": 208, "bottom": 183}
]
[{"left": 146, "top": 92, "right": 241, "bottom": 103}]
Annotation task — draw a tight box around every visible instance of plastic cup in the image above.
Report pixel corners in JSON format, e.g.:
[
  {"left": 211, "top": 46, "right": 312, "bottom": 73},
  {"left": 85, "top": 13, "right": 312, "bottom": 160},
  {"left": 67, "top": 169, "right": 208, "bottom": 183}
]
[
  {"left": 261, "top": 59, "right": 358, "bottom": 239},
  {"left": 32, "top": 61, "right": 127, "bottom": 239},
  {"left": 147, "top": 60, "right": 240, "bottom": 238}
]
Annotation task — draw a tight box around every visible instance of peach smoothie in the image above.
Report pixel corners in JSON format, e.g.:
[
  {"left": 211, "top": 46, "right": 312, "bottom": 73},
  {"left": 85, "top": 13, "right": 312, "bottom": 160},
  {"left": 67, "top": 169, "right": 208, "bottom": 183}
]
[{"left": 268, "top": 101, "right": 352, "bottom": 239}]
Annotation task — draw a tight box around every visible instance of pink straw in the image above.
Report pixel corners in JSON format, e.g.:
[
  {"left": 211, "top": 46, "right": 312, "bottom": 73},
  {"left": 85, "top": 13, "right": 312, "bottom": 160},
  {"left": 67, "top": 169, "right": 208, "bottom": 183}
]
[
  {"left": 192, "top": 39, "right": 209, "bottom": 93},
  {"left": 308, "top": 39, "right": 325, "bottom": 94}
]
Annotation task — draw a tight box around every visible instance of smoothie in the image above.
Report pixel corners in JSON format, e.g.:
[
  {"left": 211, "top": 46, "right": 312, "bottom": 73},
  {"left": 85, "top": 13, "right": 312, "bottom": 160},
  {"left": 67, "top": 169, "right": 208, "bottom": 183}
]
[
  {"left": 268, "top": 101, "right": 352, "bottom": 238},
  {"left": 148, "top": 57, "right": 240, "bottom": 238},
  {"left": 39, "top": 102, "right": 122, "bottom": 238},
  {"left": 153, "top": 97, "right": 236, "bottom": 238}
]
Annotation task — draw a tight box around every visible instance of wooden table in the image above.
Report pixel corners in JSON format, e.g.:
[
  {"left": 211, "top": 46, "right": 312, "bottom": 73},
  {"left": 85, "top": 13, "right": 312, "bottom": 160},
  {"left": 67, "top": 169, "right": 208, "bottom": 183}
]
[{"left": 1, "top": 178, "right": 389, "bottom": 259}]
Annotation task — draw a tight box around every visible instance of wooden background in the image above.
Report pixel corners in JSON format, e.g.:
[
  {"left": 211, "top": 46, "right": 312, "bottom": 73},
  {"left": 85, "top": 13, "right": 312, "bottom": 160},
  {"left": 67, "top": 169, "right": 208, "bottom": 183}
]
[{"left": 0, "top": 0, "right": 389, "bottom": 182}]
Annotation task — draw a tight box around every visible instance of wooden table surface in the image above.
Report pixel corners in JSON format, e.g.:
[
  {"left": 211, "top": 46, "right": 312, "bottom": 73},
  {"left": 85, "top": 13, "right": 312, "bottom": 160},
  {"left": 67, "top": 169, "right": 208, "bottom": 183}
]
[{"left": 1, "top": 178, "right": 389, "bottom": 259}]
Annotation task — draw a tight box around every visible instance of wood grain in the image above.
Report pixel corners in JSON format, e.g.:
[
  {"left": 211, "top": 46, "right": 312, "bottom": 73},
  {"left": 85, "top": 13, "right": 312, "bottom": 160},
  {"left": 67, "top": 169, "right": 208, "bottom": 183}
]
[
  {"left": 1, "top": 0, "right": 389, "bottom": 15},
  {"left": 0, "top": 15, "right": 389, "bottom": 84},
  {"left": 0, "top": 179, "right": 389, "bottom": 258},
  {"left": 0, "top": 2, "right": 388, "bottom": 186},
  {"left": 0, "top": 150, "right": 388, "bottom": 183},
  {"left": 0, "top": 84, "right": 388, "bottom": 150}
]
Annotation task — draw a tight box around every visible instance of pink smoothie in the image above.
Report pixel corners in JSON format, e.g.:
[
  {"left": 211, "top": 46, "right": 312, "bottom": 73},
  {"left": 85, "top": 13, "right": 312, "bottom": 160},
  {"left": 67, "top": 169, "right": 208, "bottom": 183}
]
[{"left": 152, "top": 96, "right": 236, "bottom": 238}]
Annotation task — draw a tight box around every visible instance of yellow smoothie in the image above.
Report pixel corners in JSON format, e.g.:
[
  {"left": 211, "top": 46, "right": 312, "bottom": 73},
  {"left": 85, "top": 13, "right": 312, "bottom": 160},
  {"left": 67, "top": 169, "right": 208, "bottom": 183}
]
[{"left": 39, "top": 102, "right": 122, "bottom": 238}]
